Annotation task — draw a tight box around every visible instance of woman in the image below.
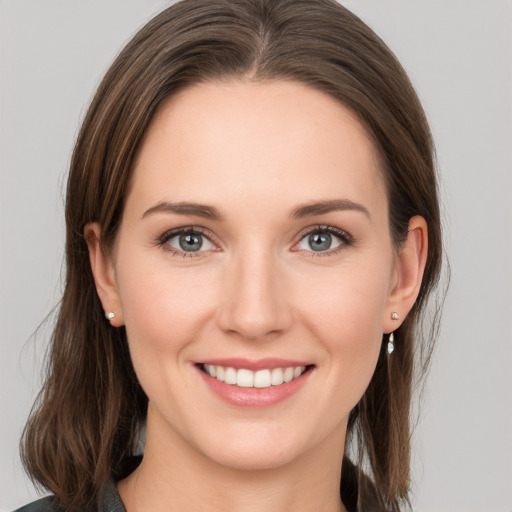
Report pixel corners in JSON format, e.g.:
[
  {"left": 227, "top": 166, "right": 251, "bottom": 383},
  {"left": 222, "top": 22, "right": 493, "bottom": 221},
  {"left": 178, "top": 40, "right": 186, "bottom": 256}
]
[{"left": 17, "top": 0, "right": 442, "bottom": 511}]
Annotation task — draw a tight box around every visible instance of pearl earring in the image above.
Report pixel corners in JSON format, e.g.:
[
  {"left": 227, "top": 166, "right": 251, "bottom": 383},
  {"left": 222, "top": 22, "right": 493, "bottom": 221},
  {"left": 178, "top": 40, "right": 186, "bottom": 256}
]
[
  {"left": 387, "top": 332, "right": 395, "bottom": 354},
  {"left": 391, "top": 312, "right": 399, "bottom": 320},
  {"left": 106, "top": 311, "right": 115, "bottom": 321}
]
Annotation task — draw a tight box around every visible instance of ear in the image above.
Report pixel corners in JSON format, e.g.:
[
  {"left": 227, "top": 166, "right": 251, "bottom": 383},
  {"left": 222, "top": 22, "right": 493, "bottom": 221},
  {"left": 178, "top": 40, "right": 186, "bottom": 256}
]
[
  {"left": 84, "top": 223, "right": 124, "bottom": 327},
  {"left": 383, "top": 215, "right": 428, "bottom": 333}
]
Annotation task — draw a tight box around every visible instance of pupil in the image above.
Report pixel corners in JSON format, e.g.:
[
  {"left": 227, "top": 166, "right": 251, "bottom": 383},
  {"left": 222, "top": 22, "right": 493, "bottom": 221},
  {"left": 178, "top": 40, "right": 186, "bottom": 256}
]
[
  {"left": 309, "top": 232, "right": 331, "bottom": 251},
  {"left": 179, "top": 233, "right": 202, "bottom": 252}
]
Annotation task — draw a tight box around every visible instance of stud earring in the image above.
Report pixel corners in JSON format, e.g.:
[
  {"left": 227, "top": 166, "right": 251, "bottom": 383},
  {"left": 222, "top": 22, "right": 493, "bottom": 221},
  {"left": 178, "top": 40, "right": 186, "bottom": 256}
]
[
  {"left": 106, "top": 311, "right": 115, "bottom": 321},
  {"left": 391, "top": 312, "right": 399, "bottom": 321},
  {"left": 387, "top": 332, "right": 395, "bottom": 354}
]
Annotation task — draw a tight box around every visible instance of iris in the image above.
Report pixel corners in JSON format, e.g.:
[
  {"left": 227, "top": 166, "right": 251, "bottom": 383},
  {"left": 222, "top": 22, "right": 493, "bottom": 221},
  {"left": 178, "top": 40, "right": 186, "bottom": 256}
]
[
  {"left": 179, "top": 233, "right": 203, "bottom": 251},
  {"left": 308, "top": 232, "right": 332, "bottom": 251}
]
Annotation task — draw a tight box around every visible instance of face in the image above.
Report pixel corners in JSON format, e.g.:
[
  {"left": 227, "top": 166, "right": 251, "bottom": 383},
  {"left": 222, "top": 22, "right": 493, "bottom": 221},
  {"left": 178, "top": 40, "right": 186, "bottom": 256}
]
[{"left": 93, "top": 81, "right": 408, "bottom": 472}]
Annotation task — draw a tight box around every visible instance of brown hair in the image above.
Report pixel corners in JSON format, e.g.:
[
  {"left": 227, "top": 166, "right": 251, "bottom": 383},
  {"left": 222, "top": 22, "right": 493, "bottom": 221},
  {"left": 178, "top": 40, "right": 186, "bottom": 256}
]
[{"left": 21, "top": 1, "right": 443, "bottom": 510}]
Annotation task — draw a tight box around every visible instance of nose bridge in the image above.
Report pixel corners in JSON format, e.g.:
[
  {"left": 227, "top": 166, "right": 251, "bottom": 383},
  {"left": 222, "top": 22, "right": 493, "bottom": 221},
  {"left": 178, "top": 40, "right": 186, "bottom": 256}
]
[{"left": 217, "top": 240, "right": 292, "bottom": 340}]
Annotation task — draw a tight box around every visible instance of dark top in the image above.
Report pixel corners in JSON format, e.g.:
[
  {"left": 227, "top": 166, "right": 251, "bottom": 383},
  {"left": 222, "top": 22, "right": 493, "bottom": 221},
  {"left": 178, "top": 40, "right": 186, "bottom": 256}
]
[
  {"left": 12, "top": 480, "right": 125, "bottom": 512},
  {"left": 14, "top": 456, "right": 365, "bottom": 512}
]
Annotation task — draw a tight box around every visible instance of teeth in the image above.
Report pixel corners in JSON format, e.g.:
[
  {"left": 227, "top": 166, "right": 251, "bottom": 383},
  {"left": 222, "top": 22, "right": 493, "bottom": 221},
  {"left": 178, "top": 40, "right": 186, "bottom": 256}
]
[
  {"left": 237, "top": 369, "right": 254, "bottom": 388},
  {"left": 254, "top": 369, "right": 271, "bottom": 388},
  {"left": 203, "top": 364, "right": 307, "bottom": 388},
  {"left": 224, "top": 367, "right": 237, "bottom": 385},
  {"left": 293, "top": 367, "right": 303, "bottom": 378},
  {"left": 283, "top": 367, "right": 294, "bottom": 383},
  {"left": 271, "top": 368, "right": 284, "bottom": 386}
]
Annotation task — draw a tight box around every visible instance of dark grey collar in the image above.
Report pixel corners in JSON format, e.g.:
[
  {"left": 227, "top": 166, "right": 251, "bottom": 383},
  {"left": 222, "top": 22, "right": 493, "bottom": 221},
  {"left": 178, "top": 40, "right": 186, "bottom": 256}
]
[{"left": 99, "top": 480, "right": 126, "bottom": 512}]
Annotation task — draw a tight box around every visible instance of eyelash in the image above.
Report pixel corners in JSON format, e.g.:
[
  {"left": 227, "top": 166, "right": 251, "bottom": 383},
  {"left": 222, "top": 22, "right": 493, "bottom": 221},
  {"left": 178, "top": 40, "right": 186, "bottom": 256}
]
[{"left": 157, "top": 225, "right": 354, "bottom": 258}]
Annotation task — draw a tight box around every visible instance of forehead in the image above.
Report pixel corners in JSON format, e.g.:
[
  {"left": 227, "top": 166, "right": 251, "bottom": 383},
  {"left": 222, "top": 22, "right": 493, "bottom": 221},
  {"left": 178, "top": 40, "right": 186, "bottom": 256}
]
[{"left": 128, "top": 80, "right": 387, "bottom": 220}]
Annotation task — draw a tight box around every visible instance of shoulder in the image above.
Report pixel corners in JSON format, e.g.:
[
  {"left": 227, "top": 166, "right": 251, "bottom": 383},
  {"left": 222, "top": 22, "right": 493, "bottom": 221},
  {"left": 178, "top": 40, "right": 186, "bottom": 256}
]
[
  {"left": 12, "top": 496, "right": 58, "bottom": 512},
  {"left": 14, "top": 481, "right": 126, "bottom": 512},
  {"left": 12, "top": 457, "right": 138, "bottom": 512},
  {"left": 12, "top": 480, "right": 127, "bottom": 512}
]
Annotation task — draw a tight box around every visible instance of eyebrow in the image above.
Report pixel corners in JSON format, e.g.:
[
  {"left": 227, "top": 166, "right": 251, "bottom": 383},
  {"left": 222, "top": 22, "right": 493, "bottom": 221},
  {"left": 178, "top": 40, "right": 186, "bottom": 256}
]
[
  {"left": 142, "top": 201, "right": 224, "bottom": 221},
  {"left": 142, "top": 198, "right": 370, "bottom": 222},
  {"left": 290, "top": 199, "right": 371, "bottom": 220}
]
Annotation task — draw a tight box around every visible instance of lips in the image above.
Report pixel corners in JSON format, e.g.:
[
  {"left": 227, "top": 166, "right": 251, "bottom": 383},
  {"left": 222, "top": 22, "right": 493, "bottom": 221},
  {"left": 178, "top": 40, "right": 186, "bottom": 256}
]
[{"left": 196, "top": 359, "right": 313, "bottom": 407}]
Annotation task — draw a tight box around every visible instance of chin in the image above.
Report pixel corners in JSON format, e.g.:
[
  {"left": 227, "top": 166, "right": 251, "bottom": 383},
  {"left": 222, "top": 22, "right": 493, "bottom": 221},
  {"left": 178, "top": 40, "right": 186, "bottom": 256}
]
[
  {"left": 203, "top": 440, "right": 302, "bottom": 472},
  {"left": 189, "top": 419, "right": 342, "bottom": 474}
]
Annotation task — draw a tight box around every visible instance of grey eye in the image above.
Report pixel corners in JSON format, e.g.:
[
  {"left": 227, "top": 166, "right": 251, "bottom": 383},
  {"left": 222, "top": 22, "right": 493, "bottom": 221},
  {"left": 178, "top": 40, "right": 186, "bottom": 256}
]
[
  {"left": 297, "top": 230, "right": 343, "bottom": 252},
  {"left": 308, "top": 232, "right": 332, "bottom": 251},
  {"left": 179, "top": 233, "right": 203, "bottom": 251},
  {"left": 166, "top": 231, "right": 214, "bottom": 253}
]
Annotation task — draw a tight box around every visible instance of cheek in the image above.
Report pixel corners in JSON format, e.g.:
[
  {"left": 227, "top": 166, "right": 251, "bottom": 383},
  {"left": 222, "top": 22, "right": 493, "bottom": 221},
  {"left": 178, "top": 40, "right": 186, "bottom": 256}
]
[
  {"left": 115, "top": 249, "right": 219, "bottom": 354},
  {"left": 296, "top": 260, "right": 390, "bottom": 396},
  {"left": 296, "top": 257, "right": 391, "bottom": 335},
  {"left": 114, "top": 255, "right": 222, "bottom": 415}
]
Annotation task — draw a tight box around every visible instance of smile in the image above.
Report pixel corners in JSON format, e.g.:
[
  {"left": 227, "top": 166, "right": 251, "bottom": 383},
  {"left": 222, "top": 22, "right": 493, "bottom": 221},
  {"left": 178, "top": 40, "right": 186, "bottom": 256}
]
[
  {"left": 196, "top": 360, "right": 313, "bottom": 407},
  {"left": 201, "top": 364, "right": 308, "bottom": 388}
]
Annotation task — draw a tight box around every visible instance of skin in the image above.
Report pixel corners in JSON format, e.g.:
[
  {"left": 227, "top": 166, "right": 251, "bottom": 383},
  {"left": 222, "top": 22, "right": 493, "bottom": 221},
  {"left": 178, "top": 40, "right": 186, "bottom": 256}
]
[{"left": 86, "top": 80, "right": 427, "bottom": 512}]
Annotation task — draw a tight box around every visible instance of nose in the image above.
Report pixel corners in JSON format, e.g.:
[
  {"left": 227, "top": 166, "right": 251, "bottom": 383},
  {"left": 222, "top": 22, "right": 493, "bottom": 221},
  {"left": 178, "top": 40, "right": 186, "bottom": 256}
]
[{"left": 216, "top": 247, "right": 293, "bottom": 341}]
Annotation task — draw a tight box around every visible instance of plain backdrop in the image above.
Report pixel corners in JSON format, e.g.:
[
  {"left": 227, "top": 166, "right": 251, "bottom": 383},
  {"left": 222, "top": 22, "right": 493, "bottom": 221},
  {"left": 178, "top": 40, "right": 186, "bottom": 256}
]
[{"left": 1, "top": 1, "right": 511, "bottom": 511}]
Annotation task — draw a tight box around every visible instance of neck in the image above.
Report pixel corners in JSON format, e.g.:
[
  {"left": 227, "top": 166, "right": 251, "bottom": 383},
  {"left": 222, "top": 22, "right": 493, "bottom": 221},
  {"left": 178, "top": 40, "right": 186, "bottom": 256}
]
[{"left": 118, "top": 409, "right": 348, "bottom": 512}]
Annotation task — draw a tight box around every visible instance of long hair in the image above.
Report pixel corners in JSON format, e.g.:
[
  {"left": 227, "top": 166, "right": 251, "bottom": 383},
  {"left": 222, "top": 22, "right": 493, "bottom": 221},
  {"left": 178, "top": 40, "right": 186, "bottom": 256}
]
[{"left": 21, "top": 1, "right": 443, "bottom": 510}]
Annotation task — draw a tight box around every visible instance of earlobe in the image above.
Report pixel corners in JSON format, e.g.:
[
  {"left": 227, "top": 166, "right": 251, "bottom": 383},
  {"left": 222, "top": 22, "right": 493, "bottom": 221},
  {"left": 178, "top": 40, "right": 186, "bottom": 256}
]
[
  {"left": 84, "top": 223, "right": 124, "bottom": 327},
  {"left": 383, "top": 215, "right": 428, "bottom": 333}
]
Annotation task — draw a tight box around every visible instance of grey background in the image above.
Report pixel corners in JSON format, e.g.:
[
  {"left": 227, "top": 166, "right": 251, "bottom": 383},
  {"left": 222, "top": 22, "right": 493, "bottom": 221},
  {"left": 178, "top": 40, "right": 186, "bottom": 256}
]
[{"left": 1, "top": 1, "right": 511, "bottom": 510}]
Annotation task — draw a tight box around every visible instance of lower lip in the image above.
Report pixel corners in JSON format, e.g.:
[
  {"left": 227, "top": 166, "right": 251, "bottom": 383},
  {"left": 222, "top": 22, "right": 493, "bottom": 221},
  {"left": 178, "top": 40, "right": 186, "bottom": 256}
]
[{"left": 196, "top": 366, "right": 312, "bottom": 408}]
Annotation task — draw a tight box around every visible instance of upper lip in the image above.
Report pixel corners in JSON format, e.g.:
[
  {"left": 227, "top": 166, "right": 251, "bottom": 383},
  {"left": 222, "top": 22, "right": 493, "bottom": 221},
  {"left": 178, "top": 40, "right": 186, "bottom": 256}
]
[{"left": 196, "top": 358, "right": 312, "bottom": 371}]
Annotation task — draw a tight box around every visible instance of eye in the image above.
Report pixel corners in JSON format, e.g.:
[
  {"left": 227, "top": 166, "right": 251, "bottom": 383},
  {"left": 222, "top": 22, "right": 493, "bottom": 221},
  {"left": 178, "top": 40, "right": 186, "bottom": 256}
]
[
  {"left": 160, "top": 228, "right": 216, "bottom": 256},
  {"left": 295, "top": 226, "right": 352, "bottom": 254}
]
